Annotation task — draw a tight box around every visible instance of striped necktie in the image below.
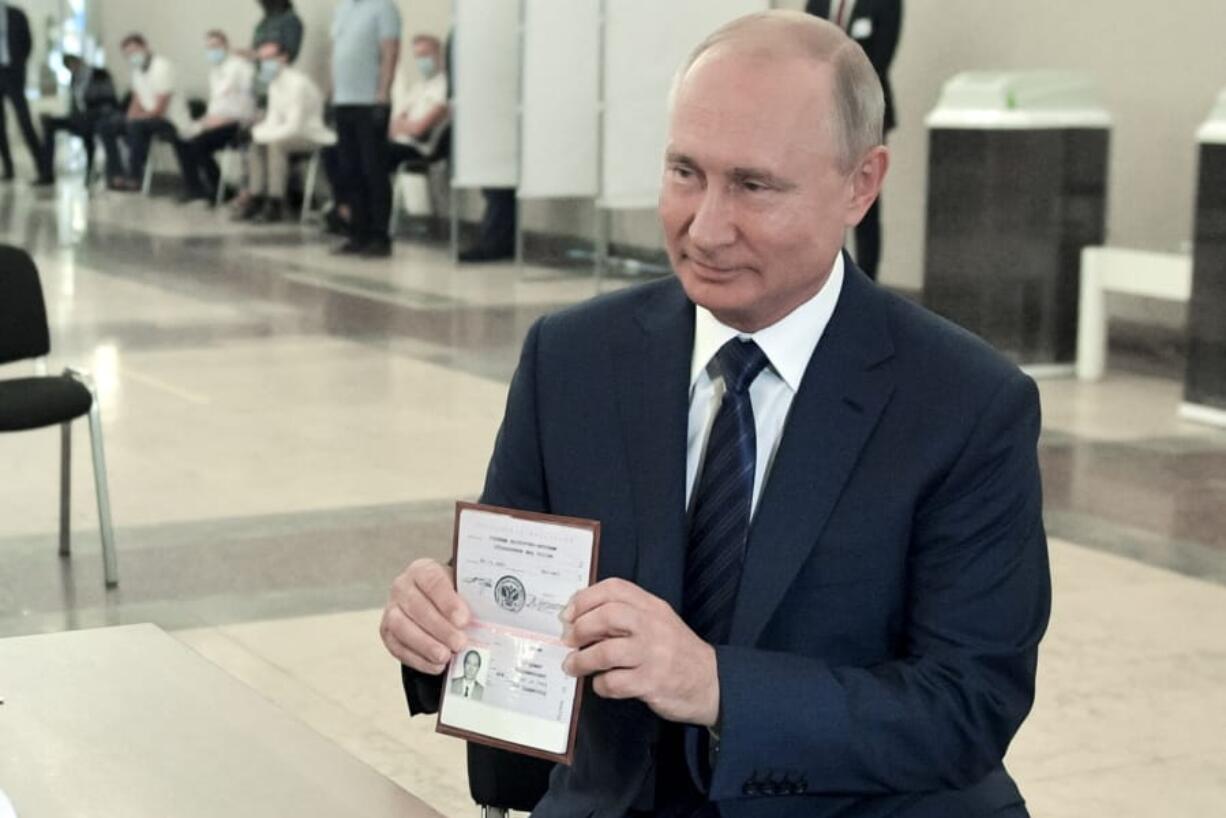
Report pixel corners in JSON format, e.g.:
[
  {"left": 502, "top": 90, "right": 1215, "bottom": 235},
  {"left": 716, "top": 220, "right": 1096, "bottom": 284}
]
[{"left": 683, "top": 338, "right": 770, "bottom": 643}]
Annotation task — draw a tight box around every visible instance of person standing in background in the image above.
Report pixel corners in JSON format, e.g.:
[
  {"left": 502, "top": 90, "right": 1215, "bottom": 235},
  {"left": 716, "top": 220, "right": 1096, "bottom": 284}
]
[
  {"left": 176, "top": 30, "right": 255, "bottom": 203},
  {"left": 330, "top": 0, "right": 402, "bottom": 259},
  {"left": 0, "top": 1, "right": 42, "bottom": 181},
  {"left": 805, "top": 0, "right": 901, "bottom": 281},
  {"left": 248, "top": 0, "right": 304, "bottom": 64}
]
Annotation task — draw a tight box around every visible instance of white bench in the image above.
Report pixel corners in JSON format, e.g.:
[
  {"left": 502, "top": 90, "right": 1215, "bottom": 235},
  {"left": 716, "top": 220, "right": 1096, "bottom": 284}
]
[
  {"left": 1075, "top": 246, "right": 1193, "bottom": 381},
  {"left": 1075, "top": 246, "right": 1226, "bottom": 429}
]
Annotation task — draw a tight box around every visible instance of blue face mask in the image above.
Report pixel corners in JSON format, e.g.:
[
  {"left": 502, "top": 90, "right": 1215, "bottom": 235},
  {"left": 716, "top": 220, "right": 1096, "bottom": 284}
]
[
  {"left": 415, "top": 56, "right": 437, "bottom": 78},
  {"left": 128, "top": 51, "right": 147, "bottom": 70},
  {"left": 205, "top": 48, "right": 226, "bottom": 66},
  {"left": 259, "top": 59, "right": 282, "bottom": 84}
]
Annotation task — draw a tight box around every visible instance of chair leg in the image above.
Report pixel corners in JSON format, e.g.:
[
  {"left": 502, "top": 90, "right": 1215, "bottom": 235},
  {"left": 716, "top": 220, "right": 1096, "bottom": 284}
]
[
  {"left": 59, "top": 421, "right": 72, "bottom": 557},
  {"left": 142, "top": 147, "right": 155, "bottom": 196},
  {"left": 66, "top": 369, "right": 119, "bottom": 588},
  {"left": 450, "top": 189, "right": 460, "bottom": 262},
  {"left": 388, "top": 172, "right": 402, "bottom": 237},
  {"left": 300, "top": 151, "right": 320, "bottom": 225},
  {"left": 480, "top": 809, "right": 509, "bottom": 818},
  {"left": 215, "top": 149, "right": 233, "bottom": 209},
  {"left": 86, "top": 398, "right": 119, "bottom": 587}
]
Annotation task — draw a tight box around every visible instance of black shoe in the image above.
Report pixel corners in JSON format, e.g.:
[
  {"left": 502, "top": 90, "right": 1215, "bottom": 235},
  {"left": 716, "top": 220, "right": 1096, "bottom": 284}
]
[
  {"left": 231, "top": 196, "right": 265, "bottom": 222},
  {"left": 331, "top": 239, "right": 368, "bottom": 256},
  {"left": 253, "top": 198, "right": 284, "bottom": 224},
  {"left": 323, "top": 208, "right": 350, "bottom": 236},
  {"left": 30, "top": 176, "right": 55, "bottom": 188},
  {"left": 177, "top": 189, "right": 208, "bottom": 204},
  {"left": 361, "top": 240, "right": 392, "bottom": 259},
  {"left": 458, "top": 244, "right": 514, "bottom": 263}
]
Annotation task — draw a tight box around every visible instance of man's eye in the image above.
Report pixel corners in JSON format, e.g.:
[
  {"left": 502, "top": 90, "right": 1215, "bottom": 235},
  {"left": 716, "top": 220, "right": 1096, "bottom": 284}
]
[
  {"left": 742, "top": 180, "right": 770, "bottom": 193},
  {"left": 671, "top": 165, "right": 695, "bottom": 179}
]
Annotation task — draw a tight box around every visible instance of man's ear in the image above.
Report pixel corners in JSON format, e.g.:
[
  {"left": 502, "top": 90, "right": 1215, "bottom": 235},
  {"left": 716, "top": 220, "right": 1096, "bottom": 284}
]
[{"left": 845, "top": 145, "right": 889, "bottom": 227}]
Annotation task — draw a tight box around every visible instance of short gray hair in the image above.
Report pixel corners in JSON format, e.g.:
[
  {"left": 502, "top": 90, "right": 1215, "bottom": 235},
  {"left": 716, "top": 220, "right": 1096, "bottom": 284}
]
[{"left": 674, "top": 10, "right": 884, "bottom": 172}]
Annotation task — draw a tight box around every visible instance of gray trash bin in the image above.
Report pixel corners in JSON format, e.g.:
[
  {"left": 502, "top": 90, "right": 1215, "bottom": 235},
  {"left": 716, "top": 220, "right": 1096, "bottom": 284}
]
[
  {"left": 923, "top": 71, "right": 1111, "bottom": 370},
  {"left": 1184, "top": 90, "right": 1226, "bottom": 416}
]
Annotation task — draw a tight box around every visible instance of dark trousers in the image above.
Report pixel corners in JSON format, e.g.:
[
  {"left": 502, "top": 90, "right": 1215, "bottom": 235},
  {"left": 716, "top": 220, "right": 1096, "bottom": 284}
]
[
  {"left": 0, "top": 68, "right": 42, "bottom": 176},
  {"left": 854, "top": 196, "right": 882, "bottom": 281},
  {"left": 334, "top": 104, "right": 392, "bottom": 245},
  {"left": 97, "top": 113, "right": 179, "bottom": 182},
  {"left": 473, "top": 187, "right": 517, "bottom": 254},
  {"left": 38, "top": 111, "right": 102, "bottom": 180},
  {"left": 178, "top": 122, "right": 241, "bottom": 196},
  {"left": 323, "top": 139, "right": 443, "bottom": 212}
]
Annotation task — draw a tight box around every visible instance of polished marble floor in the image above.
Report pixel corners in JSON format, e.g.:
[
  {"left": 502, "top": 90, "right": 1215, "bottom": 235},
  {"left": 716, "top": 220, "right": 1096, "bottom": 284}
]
[{"left": 1, "top": 181, "right": 1225, "bottom": 816}]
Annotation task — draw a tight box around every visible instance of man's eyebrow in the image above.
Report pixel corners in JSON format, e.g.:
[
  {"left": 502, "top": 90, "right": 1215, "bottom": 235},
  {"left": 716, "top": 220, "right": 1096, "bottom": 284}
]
[
  {"left": 664, "top": 151, "right": 698, "bottom": 166},
  {"left": 730, "top": 167, "right": 796, "bottom": 190}
]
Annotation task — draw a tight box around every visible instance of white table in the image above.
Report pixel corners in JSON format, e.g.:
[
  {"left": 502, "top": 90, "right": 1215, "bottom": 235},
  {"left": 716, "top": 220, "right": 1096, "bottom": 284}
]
[{"left": 0, "top": 624, "right": 444, "bottom": 818}]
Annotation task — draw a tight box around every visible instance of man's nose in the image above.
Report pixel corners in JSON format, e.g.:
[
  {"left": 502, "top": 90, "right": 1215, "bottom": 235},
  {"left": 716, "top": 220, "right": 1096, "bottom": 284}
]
[{"left": 687, "top": 188, "right": 737, "bottom": 251}]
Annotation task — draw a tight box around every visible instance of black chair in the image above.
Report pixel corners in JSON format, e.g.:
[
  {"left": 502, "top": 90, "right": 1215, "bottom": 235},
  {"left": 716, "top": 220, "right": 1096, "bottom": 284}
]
[
  {"left": 468, "top": 742, "right": 554, "bottom": 817},
  {"left": 389, "top": 125, "right": 453, "bottom": 238},
  {"left": 0, "top": 244, "right": 119, "bottom": 587}
]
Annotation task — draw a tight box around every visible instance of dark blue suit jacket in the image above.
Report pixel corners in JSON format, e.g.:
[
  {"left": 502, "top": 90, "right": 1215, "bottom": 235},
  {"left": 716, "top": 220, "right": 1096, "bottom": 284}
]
[{"left": 406, "top": 261, "right": 1050, "bottom": 817}]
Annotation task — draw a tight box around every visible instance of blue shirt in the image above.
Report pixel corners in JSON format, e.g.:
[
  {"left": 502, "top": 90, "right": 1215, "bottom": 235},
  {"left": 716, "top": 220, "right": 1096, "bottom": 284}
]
[{"left": 331, "top": 0, "right": 402, "bottom": 105}]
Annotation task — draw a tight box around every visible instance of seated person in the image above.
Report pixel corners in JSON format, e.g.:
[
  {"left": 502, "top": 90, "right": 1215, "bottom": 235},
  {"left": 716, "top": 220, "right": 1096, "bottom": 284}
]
[
  {"left": 322, "top": 32, "right": 450, "bottom": 234},
  {"left": 177, "top": 30, "right": 256, "bottom": 203},
  {"left": 233, "top": 41, "right": 335, "bottom": 223},
  {"left": 96, "top": 33, "right": 192, "bottom": 192},
  {"left": 34, "top": 54, "right": 118, "bottom": 186}
]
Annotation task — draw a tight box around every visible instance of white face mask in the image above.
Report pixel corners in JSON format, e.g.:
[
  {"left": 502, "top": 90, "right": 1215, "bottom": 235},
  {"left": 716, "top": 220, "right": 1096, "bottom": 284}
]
[
  {"left": 205, "top": 48, "right": 226, "bottom": 66},
  {"left": 416, "top": 56, "right": 437, "bottom": 78},
  {"left": 259, "top": 59, "right": 282, "bottom": 84}
]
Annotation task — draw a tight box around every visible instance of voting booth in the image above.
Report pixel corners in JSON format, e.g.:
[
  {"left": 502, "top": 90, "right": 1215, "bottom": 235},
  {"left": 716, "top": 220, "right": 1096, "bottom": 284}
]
[
  {"left": 1182, "top": 90, "right": 1226, "bottom": 424},
  {"left": 923, "top": 72, "right": 1111, "bottom": 371}
]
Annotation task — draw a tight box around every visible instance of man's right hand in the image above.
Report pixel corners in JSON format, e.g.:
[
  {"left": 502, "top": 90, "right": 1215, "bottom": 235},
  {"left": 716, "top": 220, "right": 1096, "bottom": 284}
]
[{"left": 380, "top": 558, "right": 471, "bottom": 676}]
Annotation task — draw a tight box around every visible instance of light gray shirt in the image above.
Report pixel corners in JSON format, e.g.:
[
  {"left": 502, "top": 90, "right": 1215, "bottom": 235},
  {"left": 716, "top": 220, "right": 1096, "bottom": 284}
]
[{"left": 330, "top": 0, "right": 401, "bottom": 106}]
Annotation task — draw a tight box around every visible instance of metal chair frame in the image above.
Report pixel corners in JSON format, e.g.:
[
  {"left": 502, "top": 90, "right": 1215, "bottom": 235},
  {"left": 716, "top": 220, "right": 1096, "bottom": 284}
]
[{"left": 1, "top": 244, "right": 119, "bottom": 588}]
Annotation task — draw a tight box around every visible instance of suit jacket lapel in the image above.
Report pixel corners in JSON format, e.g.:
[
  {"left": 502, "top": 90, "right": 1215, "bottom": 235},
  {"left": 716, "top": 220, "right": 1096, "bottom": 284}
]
[
  {"left": 612, "top": 279, "right": 694, "bottom": 610},
  {"left": 730, "top": 262, "right": 897, "bottom": 645}
]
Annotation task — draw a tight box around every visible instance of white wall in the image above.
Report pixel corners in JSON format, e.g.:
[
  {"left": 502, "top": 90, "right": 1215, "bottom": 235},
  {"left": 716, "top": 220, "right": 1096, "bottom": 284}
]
[{"left": 95, "top": 0, "right": 1226, "bottom": 293}]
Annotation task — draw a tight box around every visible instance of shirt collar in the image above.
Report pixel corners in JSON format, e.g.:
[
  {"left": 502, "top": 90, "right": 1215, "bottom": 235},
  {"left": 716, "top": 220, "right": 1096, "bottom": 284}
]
[{"left": 690, "top": 252, "right": 844, "bottom": 393}]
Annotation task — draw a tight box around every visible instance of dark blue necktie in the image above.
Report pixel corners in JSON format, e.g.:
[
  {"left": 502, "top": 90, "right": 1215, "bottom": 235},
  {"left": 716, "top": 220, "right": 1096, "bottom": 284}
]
[{"left": 683, "top": 338, "right": 770, "bottom": 644}]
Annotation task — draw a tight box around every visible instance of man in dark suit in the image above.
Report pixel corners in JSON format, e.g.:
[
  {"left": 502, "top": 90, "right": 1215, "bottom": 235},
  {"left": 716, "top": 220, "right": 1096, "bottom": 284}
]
[
  {"left": 806, "top": 0, "right": 901, "bottom": 280},
  {"left": 0, "top": 1, "right": 42, "bottom": 181},
  {"left": 381, "top": 11, "right": 1048, "bottom": 818},
  {"left": 33, "top": 55, "right": 118, "bottom": 186}
]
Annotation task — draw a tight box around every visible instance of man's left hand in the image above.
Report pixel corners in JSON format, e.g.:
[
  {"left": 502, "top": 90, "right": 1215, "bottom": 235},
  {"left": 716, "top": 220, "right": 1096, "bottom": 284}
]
[{"left": 562, "top": 578, "right": 719, "bottom": 727}]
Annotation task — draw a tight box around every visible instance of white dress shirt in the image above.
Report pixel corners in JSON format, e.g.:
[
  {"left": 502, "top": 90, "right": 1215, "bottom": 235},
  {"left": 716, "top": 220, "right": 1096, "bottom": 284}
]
[
  {"left": 390, "top": 72, "right": 449, "bottom": 154},
  {"left": 205, "top": 54, "right": 256, "bottom": 124},
  {"left": 686, "top": 254, "right": 845, "bottom": 517},
  {"left": 132, "top": 54, "right": 192, "bottom": 136},
  {"left": 251, "top": 65, "right": 337, "bottom": 146}
]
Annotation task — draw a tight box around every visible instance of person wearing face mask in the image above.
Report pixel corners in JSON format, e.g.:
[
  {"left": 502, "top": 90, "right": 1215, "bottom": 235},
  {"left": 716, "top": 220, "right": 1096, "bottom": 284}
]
[
  {"left": 322, "top": 33, "right": 450, "bottom": 237},
  {"left": 232, "top": 41, "right": 334, "bottom": 224},
  {"left": 175, "top": 30, "right": 255, "bottom": 203},
  {"left": 95, "top": 33, "right": 192, "bottom": 192}
]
